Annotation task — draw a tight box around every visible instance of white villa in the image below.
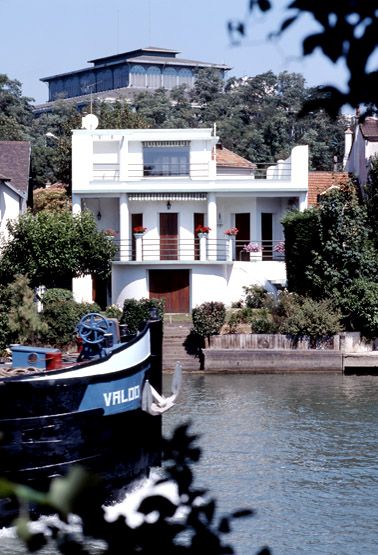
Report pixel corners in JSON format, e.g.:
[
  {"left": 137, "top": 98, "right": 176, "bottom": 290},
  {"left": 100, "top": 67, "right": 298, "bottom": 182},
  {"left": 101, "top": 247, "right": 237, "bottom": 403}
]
[{"left": 72, "top": 126, "right": 308, "bottom": 312}]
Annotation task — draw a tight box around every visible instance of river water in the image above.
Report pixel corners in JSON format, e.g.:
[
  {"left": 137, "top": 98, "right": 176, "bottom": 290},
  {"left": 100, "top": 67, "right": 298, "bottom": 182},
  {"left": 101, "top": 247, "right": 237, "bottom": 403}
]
[{"left": 2, "top": 373, "right": 378, "bottom": 554}]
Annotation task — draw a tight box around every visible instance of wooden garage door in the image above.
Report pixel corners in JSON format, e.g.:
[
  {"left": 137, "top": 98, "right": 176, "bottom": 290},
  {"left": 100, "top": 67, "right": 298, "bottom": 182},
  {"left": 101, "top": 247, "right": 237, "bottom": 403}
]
[{"left": 149, "top": 270, "right": 190, "bottom": 313}]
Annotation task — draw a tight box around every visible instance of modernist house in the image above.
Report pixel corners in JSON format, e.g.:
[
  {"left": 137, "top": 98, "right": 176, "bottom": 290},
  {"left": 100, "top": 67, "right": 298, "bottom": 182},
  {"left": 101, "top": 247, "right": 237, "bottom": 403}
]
[
  {"left": 0, "top": 141, "right": 30, "bottom": 239},
  {"left": 72, "top": 126, "right": 308, "bottom": 312},
  {"left": 40, "top": 47, "right": 231, "bottom": 106},
  {"left": 344, "top": 116, "right": 378, "bottom": 185}
]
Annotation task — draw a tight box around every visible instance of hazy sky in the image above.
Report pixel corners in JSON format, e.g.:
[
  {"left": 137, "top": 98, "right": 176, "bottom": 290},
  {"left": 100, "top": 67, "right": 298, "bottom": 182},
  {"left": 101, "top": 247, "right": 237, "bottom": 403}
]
[{"left": 2, "top": 0, "right": 349, "bottom": 105}]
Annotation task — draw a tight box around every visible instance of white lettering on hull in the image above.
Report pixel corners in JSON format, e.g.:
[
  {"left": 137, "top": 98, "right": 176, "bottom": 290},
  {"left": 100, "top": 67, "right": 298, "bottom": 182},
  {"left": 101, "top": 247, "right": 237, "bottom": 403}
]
[{"left": 103, "top": 385, "right": 140, "bottom": 407}]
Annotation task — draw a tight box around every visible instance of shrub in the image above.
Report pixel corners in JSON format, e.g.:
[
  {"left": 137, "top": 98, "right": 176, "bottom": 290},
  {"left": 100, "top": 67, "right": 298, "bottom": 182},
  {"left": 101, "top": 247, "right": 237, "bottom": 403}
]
[
  {"left": 279, "top": 296, "right": 342, "bottom": 347},
  {"left": 41, "top": 298, "right": 101, "bottom": 349},
  {"left": 340, "top": 279, "right": 378, "bottom": 340},
  {"left": 121, "top": 298, "right": 165, "bottom": 335},
  {"left": 104, "top": 304, "right": 123, "bottom": 320},
  {"left": 227, "top": 308, "right": 253, "bottom": 333},
  {"left": 243, "top": 285, "right": 269, "bottom": 309},
  {"left": 192, "top": 302, "right": 226, "bottom": 344},
  {"left": 42, "top": 288, "right": 74, "bottom": 304},
  {"left": 6, "top": 275, "right": 48, "bottom": 344},
  {"left": 250, "top": 308, "right": 278, "bottom": 334}
]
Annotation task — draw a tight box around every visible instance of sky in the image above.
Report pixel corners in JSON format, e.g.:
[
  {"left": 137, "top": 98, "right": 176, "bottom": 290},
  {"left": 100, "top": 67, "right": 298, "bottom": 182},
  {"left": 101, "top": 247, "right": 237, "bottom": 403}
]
[{"left": 1, "top": 0, "right": 350, "bottom": 106}]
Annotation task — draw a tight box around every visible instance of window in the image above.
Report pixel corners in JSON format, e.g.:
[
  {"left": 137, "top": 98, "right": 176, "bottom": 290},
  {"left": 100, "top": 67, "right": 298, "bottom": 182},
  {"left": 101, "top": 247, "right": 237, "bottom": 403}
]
[{"left": 143, "top": 141, "right": 190, "bottom": 176}]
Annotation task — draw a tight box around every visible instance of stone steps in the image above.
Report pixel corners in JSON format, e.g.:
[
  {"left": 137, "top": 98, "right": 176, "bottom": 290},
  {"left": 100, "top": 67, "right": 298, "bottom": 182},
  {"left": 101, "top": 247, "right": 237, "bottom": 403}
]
[{"left": 162, "top": 322, "right": 202, "bottom": 372}]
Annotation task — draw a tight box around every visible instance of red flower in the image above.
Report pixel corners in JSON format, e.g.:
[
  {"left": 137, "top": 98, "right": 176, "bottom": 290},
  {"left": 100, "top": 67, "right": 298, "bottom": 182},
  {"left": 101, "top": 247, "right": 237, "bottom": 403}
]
[
  {"left": 133, "top": 226, "right": 147, "bottom": 233},
  {"left": 195, "top": 225, "right": 211, "bottom": 234}
]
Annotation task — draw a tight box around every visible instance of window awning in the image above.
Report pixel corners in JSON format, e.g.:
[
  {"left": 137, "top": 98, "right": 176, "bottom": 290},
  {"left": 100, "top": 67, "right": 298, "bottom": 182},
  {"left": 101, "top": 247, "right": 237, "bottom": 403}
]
[{"left": 128, "top": 193, "right": 207, "bottom": 201}]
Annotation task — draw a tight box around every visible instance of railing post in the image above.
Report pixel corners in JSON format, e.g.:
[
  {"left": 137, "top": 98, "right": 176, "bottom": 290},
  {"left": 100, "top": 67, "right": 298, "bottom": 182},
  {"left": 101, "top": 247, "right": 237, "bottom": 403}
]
[
  {"left": 227, "top": 236, "right": 235, "bottom": 261},
  {"left": 199, "top": 233, "right": 207, "bottom": 261},
  {"left": 134, "top": 234, "right": 144, "bottom": 261}
]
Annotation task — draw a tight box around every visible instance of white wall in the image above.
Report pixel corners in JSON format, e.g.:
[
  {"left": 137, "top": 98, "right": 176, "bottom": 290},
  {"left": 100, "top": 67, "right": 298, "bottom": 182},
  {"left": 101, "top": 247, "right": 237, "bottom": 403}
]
[
  {"left": 0, "top": 183, "right": 23, "bottom": 240},
  {"left": 111, "top": 261, "right": 286, "bottom": 310}
]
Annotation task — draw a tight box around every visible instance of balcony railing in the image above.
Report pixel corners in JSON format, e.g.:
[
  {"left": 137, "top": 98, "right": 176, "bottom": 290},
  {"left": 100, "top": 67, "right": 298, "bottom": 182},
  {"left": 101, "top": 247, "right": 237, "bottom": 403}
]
[
  {"left": 91, "top": 161, "right": 292, "bottom": 181},
  {"left": 112, "top": 238, "right": 285, "bottom": 263}
]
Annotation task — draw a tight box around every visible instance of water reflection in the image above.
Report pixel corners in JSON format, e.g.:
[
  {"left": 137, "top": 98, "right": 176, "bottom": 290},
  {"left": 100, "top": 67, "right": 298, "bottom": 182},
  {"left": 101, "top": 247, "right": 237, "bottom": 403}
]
[{"left": 163, "top": 374, "right": 378, "bottom": 555}]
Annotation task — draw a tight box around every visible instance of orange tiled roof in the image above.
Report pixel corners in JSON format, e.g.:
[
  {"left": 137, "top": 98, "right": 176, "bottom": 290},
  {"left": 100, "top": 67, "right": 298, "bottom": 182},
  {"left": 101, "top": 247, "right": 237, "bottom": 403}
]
[
  {"left": 216, "top": 145, "right": 256, "bottom": 169},
  {"left": 308, "top": 172, "right": 349, "bottom": 206}
]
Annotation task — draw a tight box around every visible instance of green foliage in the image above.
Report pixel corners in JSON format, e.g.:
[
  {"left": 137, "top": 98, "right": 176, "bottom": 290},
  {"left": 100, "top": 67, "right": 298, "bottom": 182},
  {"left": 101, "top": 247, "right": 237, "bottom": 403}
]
[
  {"left": 32, "top": 186, "right": 71, "bottom": 213},
  {"left": 0, "top": 74, "right": 33, "bottom": 141},
  {"left": 306, "top": 183, "right": 377, "bottom": 299},
  {"left": 250, "top": 308, "right": 278, "bottom": 334},
  {"left": 226, "top": 307, "right": 253, "bottom": 333},
  {"left": 6, "top": 275, "right": 47, "bottom": 344},
  {"left": 42, "top": 288, "right": 74, "bottom": 304},
  {"left": 243, "top": 285, "right": 269, "bottom": 309},
  {"left": 278, "top": 296, "right": 342, "bottom": 346},
  {"left": 234, "top": 1, "right": 378, "bottom": 116},
  {"left": 282, "top": 208, "right": 320, "bottom": 295},
  {"left": 192, "top": 302, "right": 226, "bottom": 341},
  {"left": 40, "top": 293, "right": 101, "bottom": 348},
  {"left": 0, "top": 210, "right": 116, "bottom": 288},
  {"left": 121, "top": 298, "right": 165, "bottom": 335},
  {"left": 340, "top": 279, "right": 378, "bottom": 340},
  {"left": 103, "top": 304, "right": 123, "bottom": 321},
  {"left": 0, "top": 285, "right": 11, "bottom": 351},
  {"left": 365, "top": 155, "right": 378, "bottom": 249}
]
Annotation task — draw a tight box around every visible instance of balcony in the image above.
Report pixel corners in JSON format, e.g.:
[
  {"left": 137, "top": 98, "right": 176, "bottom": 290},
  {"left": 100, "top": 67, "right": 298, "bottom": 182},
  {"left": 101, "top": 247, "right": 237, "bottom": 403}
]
[
  {"left": 112, "top": 238, "right": 285, "bottom": 263},
  {"left": 91, "top": 160, "right": 292, "bottom": 182}
]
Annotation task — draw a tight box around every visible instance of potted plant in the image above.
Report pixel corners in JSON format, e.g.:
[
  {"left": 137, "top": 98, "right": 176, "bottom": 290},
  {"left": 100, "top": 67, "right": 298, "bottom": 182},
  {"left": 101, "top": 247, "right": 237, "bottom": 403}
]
[
  {"left": 242, "top": 242, "right": 262, "bottom": 261},
  {"left": 273, "top": 241, "right": 285, "bottom": 255},
  {"left": 195, "top": 225, "right": 211, "bottom": 237},
  {"left": 104, "top": 228, "right": 117, "bottom": 238},
  {"left": 224, "top": 227, "right": 239, "bottom": 236},
  {"left": 133, "top": 226, "right": 147, "bottom": 237}
]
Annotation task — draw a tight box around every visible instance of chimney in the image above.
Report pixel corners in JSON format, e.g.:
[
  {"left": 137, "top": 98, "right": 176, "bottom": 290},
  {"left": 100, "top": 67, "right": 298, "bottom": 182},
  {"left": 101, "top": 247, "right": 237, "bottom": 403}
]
[{"left": 343, "top": 127, "right": 353, "bottom": 169}]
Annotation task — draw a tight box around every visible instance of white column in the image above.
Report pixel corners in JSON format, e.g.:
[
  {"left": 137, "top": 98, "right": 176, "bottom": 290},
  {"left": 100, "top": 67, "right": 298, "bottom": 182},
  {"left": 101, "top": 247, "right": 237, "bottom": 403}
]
[
  {"left": 119, "top": 138, "right": 128, "bottom": 181},
  {"left": 72, "top": 194, "right": 82, "bottom": 214},
  {"left": 135, "top": 235, "right": 143, "bottom": 261},
  {"left": 250, "top": 198, "right": 258, "bottom": 242},
  {"left": 299, "top": 193, "right": 308, "bottom": 211},
  {"left": 207, "top": 193, "right": 217, "bottom": 261},
  {"left": 199, "top": 235, "right": 207, "bottom": 261},
  {"left": 119, "top": 193, "right": 130, "bottom": 261},
  {"left": 227, "top": 236, "right": 235, "bottom": 261}
]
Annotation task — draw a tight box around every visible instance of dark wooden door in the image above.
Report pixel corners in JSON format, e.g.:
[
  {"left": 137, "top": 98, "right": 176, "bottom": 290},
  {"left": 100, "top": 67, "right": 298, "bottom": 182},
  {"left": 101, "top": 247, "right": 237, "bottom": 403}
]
[
  {"left": 261, "top": 212, "right": 273, "bottom": 260},
  {"left": 149, "top": 270, "right": 190, "bottom": 313},
  {"left": 131, "top": 213, "right": 143, "bottom": 260},
  {"left": 235, "top": 213, "right": 250, "bottom": 260},
  {"left": 160, "top": 213, "right": 178, "bottom": 260},
  {"left": 194, "top": 213, "right": 205, "bottom": 260}
]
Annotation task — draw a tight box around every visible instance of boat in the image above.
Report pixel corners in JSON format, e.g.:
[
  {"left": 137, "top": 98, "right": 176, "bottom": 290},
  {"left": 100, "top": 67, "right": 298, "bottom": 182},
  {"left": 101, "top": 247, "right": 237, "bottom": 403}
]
[{"left": 0, "top": 311, "right": 181, "bottom": 524}]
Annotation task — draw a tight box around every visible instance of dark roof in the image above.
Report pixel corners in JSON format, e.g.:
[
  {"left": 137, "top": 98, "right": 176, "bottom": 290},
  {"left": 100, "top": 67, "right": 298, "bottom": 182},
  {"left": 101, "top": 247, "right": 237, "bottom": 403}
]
[
  {"left": 41, "top": 46, "right": 231, "bottom": 82},
  {"left": 216, "top": 145, "right": 256, "bottom": 169},
  {"left": 360, "top": 117, "right": 378, "bottom": 141},
  {"left": 88, "top": 47, "right": 181, "bottom": 65},
  {"left": 0, "top": 142, "right": 31, "bottom": 196}
]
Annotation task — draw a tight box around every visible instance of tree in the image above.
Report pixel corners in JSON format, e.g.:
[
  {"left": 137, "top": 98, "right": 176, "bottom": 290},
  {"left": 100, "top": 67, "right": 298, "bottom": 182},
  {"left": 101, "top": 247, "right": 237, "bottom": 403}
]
[
  {"left": 0, "top": 74, "right": 33, "bottom": 140},
  {"left": 0, "top": 210, "right": 116, "bottom": 288},
  {"left": 307, "top": 182, "right": 377, "bottom": 300},
  {"left": 231, "top": 1, "right": 378, "bottom": 116},
  {"left": 6, "top": 275, "right": 48, "bottom": 344}
]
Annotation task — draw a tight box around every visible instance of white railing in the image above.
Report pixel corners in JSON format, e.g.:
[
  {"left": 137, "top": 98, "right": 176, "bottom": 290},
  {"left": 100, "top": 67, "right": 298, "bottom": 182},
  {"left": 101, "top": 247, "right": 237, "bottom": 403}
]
[
  {"left": 93, "top": 163, "right": 120, "bottom": 180},
  {"left": 112, "top": 238, "right": 285, "bottom": 263}
]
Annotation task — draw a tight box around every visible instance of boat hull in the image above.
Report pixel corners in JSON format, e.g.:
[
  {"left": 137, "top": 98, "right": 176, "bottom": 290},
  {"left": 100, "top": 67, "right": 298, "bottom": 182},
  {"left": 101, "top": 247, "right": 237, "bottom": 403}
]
[{"left": 0, "top": 319, "right": 163, "bottom": 523}]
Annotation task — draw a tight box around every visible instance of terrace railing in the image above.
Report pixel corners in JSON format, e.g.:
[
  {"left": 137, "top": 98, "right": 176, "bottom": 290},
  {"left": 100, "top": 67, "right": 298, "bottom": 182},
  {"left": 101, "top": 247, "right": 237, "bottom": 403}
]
[{"left": 112, "top": 238, "right": 285, "bottom": 263}]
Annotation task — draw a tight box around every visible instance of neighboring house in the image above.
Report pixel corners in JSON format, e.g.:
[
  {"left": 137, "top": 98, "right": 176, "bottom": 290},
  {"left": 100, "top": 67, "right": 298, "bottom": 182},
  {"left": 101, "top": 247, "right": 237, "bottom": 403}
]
[
  {"left": 0, "top": 141, "right": 30, "bottom": 239},
  {"left": 307, "top": 171, "right": 349, "bottom": 206},
  {"left": 37, "top": 46, "right": 231, "bottom": 111},
  {"left": 71, "top": 126, "right": 308, "bottom": 312},
  {"left": 344, "top": 117, "right": 378, "bottom": 185}
]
